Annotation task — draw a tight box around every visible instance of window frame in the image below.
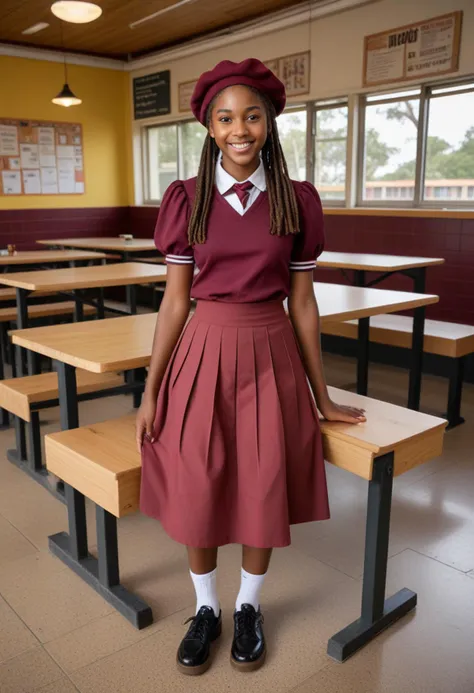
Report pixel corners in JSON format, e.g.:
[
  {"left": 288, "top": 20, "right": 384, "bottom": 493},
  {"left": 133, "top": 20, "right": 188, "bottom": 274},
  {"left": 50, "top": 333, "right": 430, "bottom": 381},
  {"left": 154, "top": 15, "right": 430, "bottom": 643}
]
[
  {"left": 143, "top": 118, "right": 195, "bottom": 204},
  {"left": 357, "top": 77, "right": 474, "bottom": 209},
  {"left": 311, "top": 97, "right": 349, "bottom": 207}
]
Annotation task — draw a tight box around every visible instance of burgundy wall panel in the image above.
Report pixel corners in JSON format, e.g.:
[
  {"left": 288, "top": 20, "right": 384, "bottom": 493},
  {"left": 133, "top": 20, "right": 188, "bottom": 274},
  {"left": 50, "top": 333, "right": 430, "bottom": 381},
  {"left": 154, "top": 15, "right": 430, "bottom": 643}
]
[
  {"left": 0, "top": 207, "right": 130, "bottom": 251},
  {"left": 1, "top": 205, "right": 473, "bottom": 325}
]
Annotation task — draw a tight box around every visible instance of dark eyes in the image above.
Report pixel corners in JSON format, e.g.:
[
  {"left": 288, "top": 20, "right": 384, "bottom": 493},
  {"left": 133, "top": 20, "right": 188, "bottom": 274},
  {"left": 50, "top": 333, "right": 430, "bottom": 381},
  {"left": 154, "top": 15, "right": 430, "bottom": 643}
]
[{"left": 218, "top": 115, "right": 260, "bottom": 123}]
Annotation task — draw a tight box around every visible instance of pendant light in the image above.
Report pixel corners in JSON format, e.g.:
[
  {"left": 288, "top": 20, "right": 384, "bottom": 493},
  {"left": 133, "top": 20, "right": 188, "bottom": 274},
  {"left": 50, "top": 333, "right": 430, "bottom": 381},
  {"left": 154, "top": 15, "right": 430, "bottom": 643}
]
[
  {"left": 51, "top": 1, "right": 102, "bottom": 24},
  {"left": 52, "top": 21, "right": 81, "bottom": 107}
]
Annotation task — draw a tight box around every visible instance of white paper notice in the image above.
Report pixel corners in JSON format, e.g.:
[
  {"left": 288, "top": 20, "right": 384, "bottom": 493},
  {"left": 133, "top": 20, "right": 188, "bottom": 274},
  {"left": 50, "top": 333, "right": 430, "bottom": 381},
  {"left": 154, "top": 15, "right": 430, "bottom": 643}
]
[
  {"left": 41, "top": 167, "right": 58, "bottom": 194},
  {"left": 75, "top": 181, "right": 85, "bottom": 193},
  {"left": 23, "top": 169, "right": 42, "bottom": 195},
  {"left": 20, "top": 143, "right": 39, "bottom": 169},
  {"left": 59, "top": 134, "right": 67, "bottom": 145},
  {"left": 39, "top": 145, "right": 56, "bottom": 168},
  {"left": 1, "top": 170, "right": 21, "bottom": 194},
  {"left": 0, "top": 125, "right": 19, "bottom": 156},
  {"left": 73, "top": 135, "right": 81, "bottom": 145},
  {"left": 9, "top": 157, "right": 21, "bottom": 170},
  {"left": 58, "top": 158, "right": 75, "bottom": 193},
  {"left": 37, "top": 127, "right": 54, "bottom": 145}
]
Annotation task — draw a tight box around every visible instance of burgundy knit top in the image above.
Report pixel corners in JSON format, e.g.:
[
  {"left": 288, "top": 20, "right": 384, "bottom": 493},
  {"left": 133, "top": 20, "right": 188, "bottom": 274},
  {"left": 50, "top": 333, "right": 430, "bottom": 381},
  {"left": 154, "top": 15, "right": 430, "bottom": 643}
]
[{"left": 154, "top": 177, "right": 325, "bottom": 303}]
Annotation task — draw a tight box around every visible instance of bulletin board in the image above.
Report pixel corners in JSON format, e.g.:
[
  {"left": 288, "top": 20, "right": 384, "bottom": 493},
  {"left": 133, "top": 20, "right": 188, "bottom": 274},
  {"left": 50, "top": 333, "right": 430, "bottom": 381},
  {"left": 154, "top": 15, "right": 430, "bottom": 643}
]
[{"left": 0, "top": 118, "right": 84, "bottom": 196}]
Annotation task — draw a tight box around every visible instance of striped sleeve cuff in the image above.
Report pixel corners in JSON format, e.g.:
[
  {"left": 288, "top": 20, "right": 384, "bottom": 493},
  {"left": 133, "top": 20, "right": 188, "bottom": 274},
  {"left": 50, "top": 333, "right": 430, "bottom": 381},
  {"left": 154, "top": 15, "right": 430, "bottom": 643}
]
[
  {"left": 289, "top": 260, "right": 317, "bottom": 272},
  {"left": 165, "top": 254, "right": 194, "bottom": 265}
]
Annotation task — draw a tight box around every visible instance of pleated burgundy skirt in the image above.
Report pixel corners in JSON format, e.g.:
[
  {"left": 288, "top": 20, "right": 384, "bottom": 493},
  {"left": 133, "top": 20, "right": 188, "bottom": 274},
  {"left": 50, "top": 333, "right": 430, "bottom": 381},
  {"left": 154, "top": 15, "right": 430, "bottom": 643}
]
[{"left": 140, "top": 300, "right": 329, "bottom": 548}]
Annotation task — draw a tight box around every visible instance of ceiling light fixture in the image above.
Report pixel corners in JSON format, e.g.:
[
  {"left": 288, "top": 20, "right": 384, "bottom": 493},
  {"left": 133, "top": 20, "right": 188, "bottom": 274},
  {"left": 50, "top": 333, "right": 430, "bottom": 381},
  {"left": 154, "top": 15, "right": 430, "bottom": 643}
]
[
  {"left": 129, "top": 0, "right": 198, "bottom": 29},
  {"left": 52, "top": 21, "right": 82, "bottom": 107},
  {"left": 51, "top": 1, "right": 102, "bottom": 24},
  {"left": 22, "top": 22, "right": 50, "bottom": 35}
]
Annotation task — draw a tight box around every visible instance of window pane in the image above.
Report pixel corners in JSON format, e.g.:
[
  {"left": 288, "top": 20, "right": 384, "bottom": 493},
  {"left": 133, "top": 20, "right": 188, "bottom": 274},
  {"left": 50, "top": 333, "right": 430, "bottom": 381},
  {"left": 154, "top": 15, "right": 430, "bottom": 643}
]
[
  {"left": 423, "top": 87, "right": 474, "bottom": 202},
  {"left": 314, "top": 105, "right": 348, "bottom": 201},
  {"left": 363, "top": 98, "right": 419, "bottom": 202},
  {"left": 180, "top": 121, "right": 207, "bottom": 180},
  {"left": 147, "top": 125, "right": 177, "bottom": 201},
  {"left": 277, "top": 111, "right": 306, "bottom": 181}
]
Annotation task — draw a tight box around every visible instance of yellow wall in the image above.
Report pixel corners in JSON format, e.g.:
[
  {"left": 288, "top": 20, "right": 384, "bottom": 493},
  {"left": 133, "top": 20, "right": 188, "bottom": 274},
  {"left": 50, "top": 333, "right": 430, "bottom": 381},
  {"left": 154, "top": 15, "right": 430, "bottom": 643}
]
[{"left": 0, "top": 56, "right": 130, "bottom": 209}]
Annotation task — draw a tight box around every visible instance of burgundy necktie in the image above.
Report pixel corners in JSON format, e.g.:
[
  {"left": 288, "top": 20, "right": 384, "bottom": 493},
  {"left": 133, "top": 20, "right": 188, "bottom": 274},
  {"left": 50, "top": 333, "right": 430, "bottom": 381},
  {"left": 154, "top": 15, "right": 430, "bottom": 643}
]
[{"left": 231, "top": 181, "right": 254, "bottom": 209}]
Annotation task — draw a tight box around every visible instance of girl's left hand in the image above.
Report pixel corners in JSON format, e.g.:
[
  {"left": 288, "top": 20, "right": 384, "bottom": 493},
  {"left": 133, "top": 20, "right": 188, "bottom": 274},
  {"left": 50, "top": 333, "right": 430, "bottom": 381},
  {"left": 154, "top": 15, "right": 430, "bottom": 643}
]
[{"left": 319, "top": 399, "right": 366, "bottom": 424}]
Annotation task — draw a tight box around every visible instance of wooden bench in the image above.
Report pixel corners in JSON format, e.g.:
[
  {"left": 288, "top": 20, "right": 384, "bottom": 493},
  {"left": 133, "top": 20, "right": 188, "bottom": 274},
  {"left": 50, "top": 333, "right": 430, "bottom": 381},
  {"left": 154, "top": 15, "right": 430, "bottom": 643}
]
[
  {"left": 0, "top": 301, "right": 96, "bottom": 323},
  {"left": 134, "top": 256, "right": 165, "bottom": 264},
  {"left": 0, "top": 370, "right": 123, "bottom": 493},
  {"left": 322, "top": 316, "right": 474, "bottom": 428},
  {"left": 44, "top": 387, "right": 446, "bottom": 649}
]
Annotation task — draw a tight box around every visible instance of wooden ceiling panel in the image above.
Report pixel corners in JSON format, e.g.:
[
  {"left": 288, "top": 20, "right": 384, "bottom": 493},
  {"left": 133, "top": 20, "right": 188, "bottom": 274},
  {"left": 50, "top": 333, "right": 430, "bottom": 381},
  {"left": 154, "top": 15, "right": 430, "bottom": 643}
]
[{"left": 0, "top": 0, "right": 310, "bottom": 59}]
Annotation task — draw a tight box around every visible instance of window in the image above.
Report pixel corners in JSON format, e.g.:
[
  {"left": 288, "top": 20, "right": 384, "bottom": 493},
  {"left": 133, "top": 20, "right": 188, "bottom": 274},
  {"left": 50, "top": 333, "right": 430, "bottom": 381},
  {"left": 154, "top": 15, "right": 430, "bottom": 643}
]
[
  {"left": 145, "top": 120, "right": 206, "bottom": 202},
  {"left": 277, "top": 108, "right": 307, "bottom": 181},
  {"left": 360, "top": 89, "right": 420, "bottom": 204},
  {"left": 313, "top": 99, "right": 348, "bottom": 203},
  {"left": 423, "top": 82, "right": 474, "bottom": 202}
]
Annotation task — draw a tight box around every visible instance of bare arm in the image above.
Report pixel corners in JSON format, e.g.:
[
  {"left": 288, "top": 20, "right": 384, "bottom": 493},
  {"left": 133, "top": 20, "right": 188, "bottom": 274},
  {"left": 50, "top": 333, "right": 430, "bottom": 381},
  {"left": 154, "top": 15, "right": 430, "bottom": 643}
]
[
  {"left": 136, "top": 264, "right": 194, "bottom": 450},
  {"left": 288, "top": 272, "right": 365, "bottom": 423}
]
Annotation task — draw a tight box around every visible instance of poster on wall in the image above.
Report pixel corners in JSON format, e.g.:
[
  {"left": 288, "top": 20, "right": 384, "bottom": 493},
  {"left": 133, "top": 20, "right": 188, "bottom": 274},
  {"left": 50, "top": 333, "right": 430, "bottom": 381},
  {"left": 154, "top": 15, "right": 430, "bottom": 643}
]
[
  {"left": 177, "top": 51, "right": 311, "bottom": 114},
  {"left": 363, "top": 11, "right": 463, "bottom": 87},
  {"left": 134, "top": 71, "right": 171, "bottom": 119},
  {"left": 0, "top": 118, "right": 84, "bottom": 196}
]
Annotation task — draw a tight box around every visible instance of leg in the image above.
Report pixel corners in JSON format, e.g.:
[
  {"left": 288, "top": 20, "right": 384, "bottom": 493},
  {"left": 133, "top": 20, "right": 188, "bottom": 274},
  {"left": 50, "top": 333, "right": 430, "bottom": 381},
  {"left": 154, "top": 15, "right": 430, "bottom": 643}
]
[
  {"left": 408, "top": 306, "right": 425, "bottom": 411},
  {"left": 413, "top": 266, "right": 427, "bottom": 294},
  {"left": 27, "top": 411, "right": 43, "bottom": 472},
  {"left": 126, "top": 285, "right": 137, "bottom": 315},
  {"left": 97, "top": 289, "right": 105, "bottom": 319},
  {"left": 0, "top": 331, "right": 9, "bottom": 428},
  {"left": 327, "top": 452, "right": 417, "bottom": 662},
  {"left": 15, "top": 288, "right": 30, "bottom": 375},
  {"left": 48, "top": 361, "right": 153, "bottom": 630},
  {"left": 231, "top": 546, "right": 270, "bottom": 672},
  {"left": 446, "top": 356, "right": 465, "bottom": 429},
  {"left": 354, "top": 270, "right": 366, "bottom": 287},
  {"left": 357, "top": 317, "right": 370, "bottom": 397},
  {"left": 74, "top": 290, "right": 84, "bottom": 322},
  {"left": 125, "top": 368, "right": 146, "bottom": 409}
]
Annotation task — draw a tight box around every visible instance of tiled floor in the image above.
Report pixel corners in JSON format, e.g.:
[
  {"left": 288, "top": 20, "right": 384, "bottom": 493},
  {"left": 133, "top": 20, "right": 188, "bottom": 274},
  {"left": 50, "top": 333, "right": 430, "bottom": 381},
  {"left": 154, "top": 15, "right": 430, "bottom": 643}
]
[{"left": 0, "top": 353, "right": 473, "bottom": 692}]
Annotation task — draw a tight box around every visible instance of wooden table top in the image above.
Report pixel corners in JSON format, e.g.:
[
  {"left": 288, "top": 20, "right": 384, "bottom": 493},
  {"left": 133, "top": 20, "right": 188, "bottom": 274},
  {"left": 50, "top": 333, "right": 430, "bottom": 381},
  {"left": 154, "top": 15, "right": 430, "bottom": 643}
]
[
  {"left": 317, "top": 251, "right": 445, "bottom": 271},
  {"left": 0, "top": 250, "right": 108, "bottom": 266},
  {"left": 38, "top": 238, "right": 155, "bottom": 252},
  {"left": 11, "top": 283, "right": 438, "bottom": 373},
  {"left": 0, "top": 262, "right": 167, "bottom": 292}
]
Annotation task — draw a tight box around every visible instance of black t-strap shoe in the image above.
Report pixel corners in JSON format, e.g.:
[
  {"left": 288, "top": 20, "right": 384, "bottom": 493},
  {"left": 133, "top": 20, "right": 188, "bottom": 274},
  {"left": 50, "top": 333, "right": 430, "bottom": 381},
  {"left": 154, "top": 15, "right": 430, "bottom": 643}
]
[
  {"left": 176, "top": 605, "right": 222, "bottom": 676},
  {"left": 231, "top": 603, "right": 266, "bottom": 671}
]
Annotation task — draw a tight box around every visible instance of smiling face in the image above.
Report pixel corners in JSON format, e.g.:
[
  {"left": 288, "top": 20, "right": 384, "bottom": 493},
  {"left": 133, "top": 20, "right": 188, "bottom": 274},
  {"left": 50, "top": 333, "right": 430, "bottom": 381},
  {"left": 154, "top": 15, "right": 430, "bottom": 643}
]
[{"left": 208, "top": 85, "right": 268, "bottom": 181}]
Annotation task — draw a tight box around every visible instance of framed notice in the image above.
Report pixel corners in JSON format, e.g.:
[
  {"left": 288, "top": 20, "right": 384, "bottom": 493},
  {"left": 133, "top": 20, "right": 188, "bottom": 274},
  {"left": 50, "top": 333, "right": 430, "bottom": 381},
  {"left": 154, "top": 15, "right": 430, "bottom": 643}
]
[
  {"left": 363, "top": 11, "right": 463, "bottom": 87},
  {"left": 177, "top": 51, "right": 311, "bottom": 114},
  {"left": 270, "top": 51, "right": 311, "bottom": 97},
  {"left": 0, "top": 118, "right": 84, "bottom": 196},
  {"left": 134, "top": 71, "right": 171, "bottom": 119},
  {"left": 178, "top": 79, "right": 198, "bottom": 113}
]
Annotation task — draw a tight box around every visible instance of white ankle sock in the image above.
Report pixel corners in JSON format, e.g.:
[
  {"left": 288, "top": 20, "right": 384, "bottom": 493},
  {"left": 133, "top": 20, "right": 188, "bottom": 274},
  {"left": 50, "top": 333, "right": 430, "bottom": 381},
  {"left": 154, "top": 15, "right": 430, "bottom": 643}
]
[
  {"left": 235, "top": 568, "right": 267, "bottom": 612},
  {"left": 190, "top": 568, "right": 220, "bottom": 616}
]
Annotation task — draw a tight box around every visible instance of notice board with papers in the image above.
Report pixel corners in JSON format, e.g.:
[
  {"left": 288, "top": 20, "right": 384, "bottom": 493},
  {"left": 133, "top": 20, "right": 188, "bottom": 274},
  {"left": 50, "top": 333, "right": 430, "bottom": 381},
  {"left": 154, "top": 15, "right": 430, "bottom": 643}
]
[{"left": 0, "top": 118, "right": 84, "bottom": 196}]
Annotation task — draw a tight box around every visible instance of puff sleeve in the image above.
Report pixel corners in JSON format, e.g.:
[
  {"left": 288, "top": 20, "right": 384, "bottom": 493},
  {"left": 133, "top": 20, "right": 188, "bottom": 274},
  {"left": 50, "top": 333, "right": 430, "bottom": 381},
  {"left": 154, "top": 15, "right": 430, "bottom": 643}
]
[
  {"left": 290, "top": 181, "right": 325, "bottom": 272},
  {"left": 154, "top": 180, "right": 194, "bottom": 266}
]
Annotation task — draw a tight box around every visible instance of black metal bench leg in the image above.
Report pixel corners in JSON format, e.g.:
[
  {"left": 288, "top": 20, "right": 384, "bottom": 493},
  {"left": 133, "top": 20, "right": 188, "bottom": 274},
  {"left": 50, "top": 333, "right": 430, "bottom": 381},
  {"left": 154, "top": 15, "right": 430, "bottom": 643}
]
[
  {"left": 357, "top": 317, "right": 370, "bottom": 397},
  {"left": 8, "top": 417, "right": 27, "bottom": 465},
  {"left": 327, "top": 452, "right": 417, "bottom": 662},
  {"left": 27, "top": 411, "right": 43, "bottom": 473},
  {"left": 446, "top": 356, "right": 465, "bottom": 429},
  {"left": 408, "top": 306, "right": 426, "bottom": 411},
  {"left": 0, "top": 331, "right": 9, "bottom": 429},
  {"left": 126, "top": 367, "right": 146, "bottom": 409},
  {"left": 126, "top": 285, "right": 137, "bottom": 315}
]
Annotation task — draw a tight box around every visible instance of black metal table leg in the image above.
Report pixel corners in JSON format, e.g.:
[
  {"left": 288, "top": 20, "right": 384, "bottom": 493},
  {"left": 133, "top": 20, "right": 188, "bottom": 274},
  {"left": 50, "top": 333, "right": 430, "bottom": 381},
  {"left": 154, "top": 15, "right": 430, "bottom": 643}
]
[
  {"left": 413, "top": 267, "right": 427, "bottom": 294},
  {"left": 357, "top": 317, "right": 370, "bottom": 397},
  {"left": 98, "top": 289, "right": 105, "bottom": 319},
  {"left": 126, "top": 367, "right": 146, "bottom": 409},
  {"left": 74, "top": 290, "right": 84, "bottom": 322},
  {"left": 354, "top": 270, "right": 366, "bottom": 287},
  {"left": 446, "top": 356, "right": 465, "bottom": 429},
  {"left": 126, "top": 285, "right": 137, "bottom": 315},
  {"left": 48, "top": 360, "right": 153, "bottom": 629},
  {"left": 327, "top": 452, "right": 417, "bottom": 662},
  {"left": 408, "top": 306, "right": 425, "bottom": 411}
]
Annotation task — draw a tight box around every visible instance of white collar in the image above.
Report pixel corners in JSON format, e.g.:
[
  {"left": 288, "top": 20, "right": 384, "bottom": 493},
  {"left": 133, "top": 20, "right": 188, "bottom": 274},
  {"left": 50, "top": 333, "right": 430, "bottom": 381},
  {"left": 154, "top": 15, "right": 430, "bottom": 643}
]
[{"left": 215, "top": 153, "right": 266, "bottom": 195}]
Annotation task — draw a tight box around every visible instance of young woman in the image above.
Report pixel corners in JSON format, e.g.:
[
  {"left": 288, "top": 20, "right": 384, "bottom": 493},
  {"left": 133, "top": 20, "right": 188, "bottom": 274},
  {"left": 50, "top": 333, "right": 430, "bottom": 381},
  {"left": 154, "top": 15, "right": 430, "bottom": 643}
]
[{"left": 137, "top": 58, "right": 365, "bottom": 676}]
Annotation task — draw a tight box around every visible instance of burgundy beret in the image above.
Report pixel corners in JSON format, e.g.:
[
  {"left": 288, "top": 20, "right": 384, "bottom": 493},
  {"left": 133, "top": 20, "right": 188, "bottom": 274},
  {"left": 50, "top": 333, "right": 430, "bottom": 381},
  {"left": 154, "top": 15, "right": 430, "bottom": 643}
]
[{"left": 191, "top": 58, "right": 286, "bottom": 125}]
